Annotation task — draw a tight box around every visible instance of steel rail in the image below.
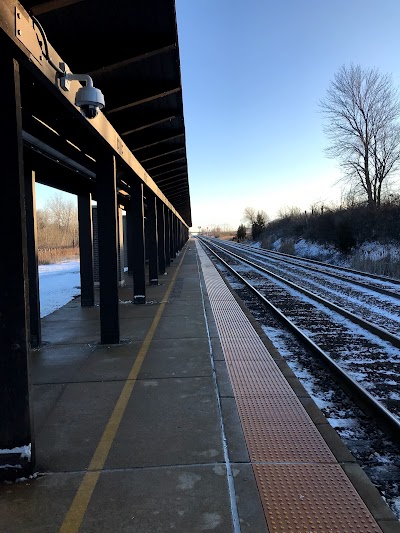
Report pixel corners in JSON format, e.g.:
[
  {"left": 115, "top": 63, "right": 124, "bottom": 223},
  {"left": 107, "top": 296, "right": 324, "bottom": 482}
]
[
  {"left": 209, "top": 236, "right": 400, "bottom": 287},
  {"left": 200, "top": 238, "right": 400, "bottom": 349},
  {"left": 198, "top": 238, "right": 400, "bottom": 440},
  {"left": 227, "top": 240, "right": 400, "bottom": 300},
  {"left": 211, "top": 238, "right": 400, "bottom": 301}
]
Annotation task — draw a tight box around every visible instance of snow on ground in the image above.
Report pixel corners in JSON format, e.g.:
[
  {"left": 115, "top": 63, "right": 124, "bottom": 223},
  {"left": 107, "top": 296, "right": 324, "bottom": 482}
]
[{"left": 39, "top": 260, "right": 80, "bottom": 318}]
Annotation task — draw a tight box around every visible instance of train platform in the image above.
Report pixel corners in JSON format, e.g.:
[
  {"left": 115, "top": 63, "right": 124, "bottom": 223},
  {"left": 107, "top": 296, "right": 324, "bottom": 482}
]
[{"left": 0, "top": 239, "right": 398, "bottom": 532}]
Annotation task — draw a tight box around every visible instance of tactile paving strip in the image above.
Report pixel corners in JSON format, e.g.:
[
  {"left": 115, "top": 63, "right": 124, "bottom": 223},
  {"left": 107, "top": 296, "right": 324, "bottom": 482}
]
[
  {"left": 254, "top": 464, "right": 380, "bottom": 532},
  {"left": 197, "top": 242, "right": 381, "bottom": 532}
]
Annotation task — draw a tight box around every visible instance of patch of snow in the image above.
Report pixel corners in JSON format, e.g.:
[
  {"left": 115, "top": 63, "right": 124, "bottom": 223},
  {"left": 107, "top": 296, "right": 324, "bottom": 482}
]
[
  {"left": 39, "top": 260, "right": 80, "bottom": 317},
  {"left": 294, "top": 239, "right": 345, "bottom": 264},
  {"left": 0, "top": 443, "right": 31, "bottom": 461}
]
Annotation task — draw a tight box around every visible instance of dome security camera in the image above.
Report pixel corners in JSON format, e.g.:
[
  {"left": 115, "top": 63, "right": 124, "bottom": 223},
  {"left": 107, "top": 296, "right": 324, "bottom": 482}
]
[
  {"left": 59, "top": 68, "right": 105, "bottom": 119},
  {"left": 75, "top": 85, "right": 105, "bottom": 119}
]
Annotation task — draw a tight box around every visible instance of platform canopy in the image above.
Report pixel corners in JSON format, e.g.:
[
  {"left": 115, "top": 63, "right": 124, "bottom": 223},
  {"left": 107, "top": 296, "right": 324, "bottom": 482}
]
[{"left": 2, "top": 0, "right": 191, "bottom": 226}]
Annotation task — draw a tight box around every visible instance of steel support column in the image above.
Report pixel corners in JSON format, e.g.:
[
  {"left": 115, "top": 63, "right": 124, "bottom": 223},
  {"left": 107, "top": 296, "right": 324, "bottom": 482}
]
[
  {"left": 0, "top": 56, "right": 34, "bottom": 477},
  {"left": 130, "top": 179, "right": 146, "bottom": 303},
  {"left": 165, "top": 208, "right": 171, "bottom": 267},
  {"left": 147, "top": 192, "right": 159, "bottom": 285},
  {"left": 25, "top": 167, "right": 41, "bottom": 348},
  {"left": 157, "top": 200, "right": 166, "bottom": 274},
  {"left": 78, "top": 193, "right": 94, "bottom": 307},
  {"left": 170, "top": 212, "right": 176, "bottom": 260},
  {"left": 174, "top": 216, "right": 179, "bottom": 254},
  {"left": 96, "top": 154, "right": 120, "bottom": 344},
  {"left": 178, "top": 221, "right": 182, "bottom": 250},
  {"left": 126, "top": 208, "right": 134, "bottom": 275}
]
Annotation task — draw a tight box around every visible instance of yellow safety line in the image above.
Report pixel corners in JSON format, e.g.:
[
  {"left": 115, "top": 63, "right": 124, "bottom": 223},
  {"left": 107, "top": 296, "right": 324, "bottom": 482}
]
[{"left": 60, "top": 248, "right": 187, "bottom": 533}]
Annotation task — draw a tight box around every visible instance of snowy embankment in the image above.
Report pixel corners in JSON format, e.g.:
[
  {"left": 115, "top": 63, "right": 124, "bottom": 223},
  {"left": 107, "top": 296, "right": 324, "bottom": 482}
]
[{"left": 39, "top": 260, "right": 80, "bottom": 318}]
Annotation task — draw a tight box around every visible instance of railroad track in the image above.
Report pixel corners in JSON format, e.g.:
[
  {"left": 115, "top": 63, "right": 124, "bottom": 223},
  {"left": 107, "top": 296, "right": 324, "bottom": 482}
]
[
  {"left": 213, "top": 238, "right": 400, "bottom": 298},
  {"left": 198, "top": 237, "right": 400, "bottom": 439}
]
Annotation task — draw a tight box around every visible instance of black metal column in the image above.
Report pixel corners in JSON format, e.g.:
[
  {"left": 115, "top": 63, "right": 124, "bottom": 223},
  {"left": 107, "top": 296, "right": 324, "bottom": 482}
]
[
  {"left": 0, "top": 56, "right": 34, "bottom": 477},
  {"left": 157, "top": 200, "right": 166, "bottom": 274},
  {"left": 25, "top": 167, "right": 41, "bottom": 348},
  {"left": 131, "top": 179, "right": 146, "bottom": 303},
  {"left": 178, "top": 221, "right": 182, "bottom": 250},
  {"left": 170, "top": 212, "right": 176, "bottom": 260},
  {"left": 147, "top": 192, "right": 159, "bottom": 285},
  {"left": 165, "top": 208, "right": 171, "bottom": 268},
  {"left": 78, "top": 193, "right": 94, "bottom": 307},
  {"left": 173, "top": 216, "right": 178, "bottom": 254},
  {"left": 96, "top": 154, "right": 120, "bottom": 344},
  {"left": 126, "top": 208, "right": 134, "bottom": 275}
]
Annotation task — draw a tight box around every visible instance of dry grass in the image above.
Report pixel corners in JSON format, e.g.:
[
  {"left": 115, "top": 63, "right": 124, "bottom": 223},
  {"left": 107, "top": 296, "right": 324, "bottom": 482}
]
[
  {"left": 277, "top": 239, "right": 296, "bottom": 255},
  {"left": 38, "top": 247, "right": 79, "bottom": 265},
  {"left": 350, "top": 255, "right": 400, "bottom": 279},
  {"left": 213, "top": 231, "right": 237, "bottom": 240}
]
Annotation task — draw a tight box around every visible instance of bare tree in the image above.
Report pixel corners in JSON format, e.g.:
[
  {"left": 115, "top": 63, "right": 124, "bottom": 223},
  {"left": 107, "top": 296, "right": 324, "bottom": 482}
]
[
  {"left": 243, "top": 207, "right": 269, "bottom": 227},
  {"left": 37, "top": 193, "right": 78, "bottom": 248},
  {"left": 47, "top": 194, "right": 76, "bottom": 230},
  {"left": 321, "top": 64, "right": 400, "bottom": 209},
  {"left": 242, "top": 206, "right": 256, "bottom": 226},
  {"left": 277, "top": 205, "right": 302, "bottom": 219}
]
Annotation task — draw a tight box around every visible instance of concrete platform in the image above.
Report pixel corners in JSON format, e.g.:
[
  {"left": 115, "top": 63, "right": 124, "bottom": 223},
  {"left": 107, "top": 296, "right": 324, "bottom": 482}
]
[
  {"left": 1, "top": 239, "right": 398, "bottom": 532},
  {"left": 0, "top": 242, "right": 266, "bottom": 532}
]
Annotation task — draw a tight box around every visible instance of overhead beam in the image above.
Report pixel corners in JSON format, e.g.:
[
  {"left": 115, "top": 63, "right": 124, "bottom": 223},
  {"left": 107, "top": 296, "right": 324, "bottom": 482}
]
[
  {"left": 24, "top": 149, "right": 93, "bottom": 197},
  {"left": 131, "top": 133, "right": 184, "bottom": 152},
  {"left": 106, "top": 87, "right": 181, "bottom": 115},
  {"left": 163, "top": 184, "right": 189, "bottom": 195},
  {"left": 147, "top": 157, "right": 186, "bottom": 171},
  {"left": 159, "top": 182, "right": 188, "bottom": 195},
  {"left": 31, "top": 0, "right": 84, "bottom": 15},
  {"left": 156, "top": 172, "right": 188, "bottom": 184},
  {"left": 89, "top": 44, "right": 176, "bottom": 77},
  {"left": 121, "top": 116, "right": 175, "bottom": 136},
  {"left": 141, "top": 147, "right": 185, "bottom": 163},
  {"left": 152, "top": 164, "right": 187, "bottom": 178},
  {"left": 166, "top": 189, "right": 189, "bottom": 199},
  {"left": 22, "top": 113, "right": 96, "bottom": 173}
]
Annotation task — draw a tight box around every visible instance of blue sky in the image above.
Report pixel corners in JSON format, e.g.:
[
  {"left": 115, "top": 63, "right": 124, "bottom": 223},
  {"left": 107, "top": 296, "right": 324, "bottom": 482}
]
[
  {"left": 37, "top": 0, "right": 400, "bottom": 230},
  {"left": 175, "top": 0, "right": 400, "bottom": 230}
]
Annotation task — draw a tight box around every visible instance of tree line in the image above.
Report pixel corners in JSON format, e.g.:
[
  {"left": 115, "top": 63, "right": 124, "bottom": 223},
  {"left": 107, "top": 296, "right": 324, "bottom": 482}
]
[
  {"left": 37, "top": 194, "right": 79, "bottom": 250},
  {"left": 321, "top": 63, "right": 400, "bottom": 210},
  {"left": 236, "top": 63, "right": 400, "bottom": 245}
]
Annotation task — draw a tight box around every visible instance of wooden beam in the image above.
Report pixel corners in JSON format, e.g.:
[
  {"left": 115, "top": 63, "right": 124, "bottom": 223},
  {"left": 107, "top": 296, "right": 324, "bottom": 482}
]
[
  {"left": 152, "top": 164, "right": 187, "bottom": 178},
  {"left": 31, "top": 0, "right": 84, "bottom": 15},
  {"left": 156, "top": 172, "right": 188, "bottom": 184},
  {"left": 106, "top": 88, "right": 181, "bottom": 115},
  {"left": 147, "top": 157, "right": 186, "bottom": 171},
  {"left": 89, "top": 44, "right": 176, "bottom": 77},
  {"left": 141, "top": 147, "right": 185, "bottom": 163},
  {"left": 121, "top": 116, "right": 175, "bottom": 136},
  {"left": 131, "top": 133, "right": 184, "bottom": 152}
]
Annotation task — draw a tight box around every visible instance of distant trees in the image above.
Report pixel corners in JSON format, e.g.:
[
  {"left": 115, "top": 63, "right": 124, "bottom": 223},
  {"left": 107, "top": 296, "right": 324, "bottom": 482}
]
[
  {"left": 242, "top": 207, "right": 268, "bottom": 240},
  {"left": 236, "top": 224, "right": 247, "bottom": 241},
  {"left": 321, "top": 64, "right": 400, "bottom": 210},
  {"left": 37, "top": 194, "right": 78, "bottom": 249},
  {"left": 251, "top": 211, "right": 267, "bottom": 240}
]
